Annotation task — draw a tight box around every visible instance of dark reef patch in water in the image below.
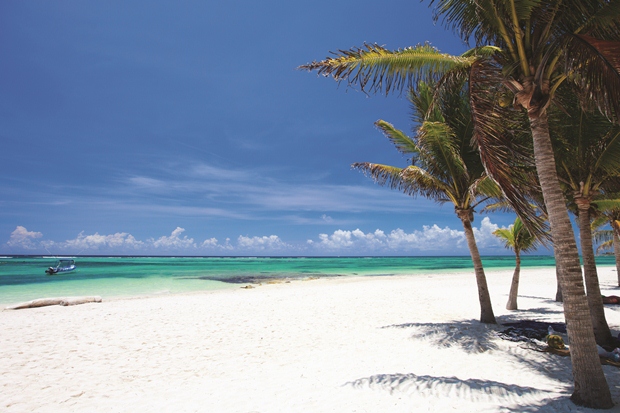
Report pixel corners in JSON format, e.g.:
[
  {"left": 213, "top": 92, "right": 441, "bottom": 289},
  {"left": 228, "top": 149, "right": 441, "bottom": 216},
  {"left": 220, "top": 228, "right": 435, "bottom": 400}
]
[{"left": 183, "top": 273, "right": 343, "bottom": 284}]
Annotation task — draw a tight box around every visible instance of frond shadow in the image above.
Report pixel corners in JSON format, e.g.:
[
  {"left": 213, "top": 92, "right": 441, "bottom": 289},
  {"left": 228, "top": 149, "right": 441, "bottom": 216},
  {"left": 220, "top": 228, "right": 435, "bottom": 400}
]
[
  {"left": 498, "top": 307, "right": 565, "bottom": 320},
  {"left": 380, "top": 319, "right": 500, "bottom": 353},
  {"left": 344, "top": 372, "right": 561, "bottom": 406},
  {"left": 517, "top": 295, "right": 566, "bottom": 307},
  {"left": 381, "top": 316, "right": 579, "bottom": 384}
]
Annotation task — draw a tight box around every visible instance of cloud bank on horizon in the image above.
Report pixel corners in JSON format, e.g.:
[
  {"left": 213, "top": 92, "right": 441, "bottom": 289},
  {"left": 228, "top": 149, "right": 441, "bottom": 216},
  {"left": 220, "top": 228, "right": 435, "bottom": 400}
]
[{"left": 5, "top": 218, "right": 511, "bottom": 256}]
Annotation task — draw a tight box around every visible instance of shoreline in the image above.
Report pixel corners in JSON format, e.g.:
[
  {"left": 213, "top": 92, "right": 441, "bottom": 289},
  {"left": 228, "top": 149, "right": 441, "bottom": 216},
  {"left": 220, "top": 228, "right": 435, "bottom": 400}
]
[
  {"left": 1, "top": 255, "right": 617, "bottom": 307},
  {"left": 2, "top": 266, "right": 620, "bottom": 412}
]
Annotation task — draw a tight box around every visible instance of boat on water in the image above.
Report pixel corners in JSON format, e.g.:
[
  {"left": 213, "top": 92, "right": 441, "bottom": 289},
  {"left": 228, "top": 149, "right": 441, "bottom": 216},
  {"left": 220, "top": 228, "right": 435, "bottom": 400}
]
[{"left": 45, "top": 259, "right": 76, "bottom": 275}]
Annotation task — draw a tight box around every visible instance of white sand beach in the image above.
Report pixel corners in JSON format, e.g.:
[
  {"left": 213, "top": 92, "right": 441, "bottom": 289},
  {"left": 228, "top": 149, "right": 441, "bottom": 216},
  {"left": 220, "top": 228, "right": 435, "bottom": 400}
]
[{"left": 2, "top": 266, "right": 620, "bottom": 412}]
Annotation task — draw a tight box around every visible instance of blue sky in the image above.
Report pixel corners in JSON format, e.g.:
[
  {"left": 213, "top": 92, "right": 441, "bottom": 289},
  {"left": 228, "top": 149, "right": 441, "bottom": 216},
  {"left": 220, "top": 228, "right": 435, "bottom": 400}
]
[{"left": 1, "top": 0, "right": 530, "bottom": 256}]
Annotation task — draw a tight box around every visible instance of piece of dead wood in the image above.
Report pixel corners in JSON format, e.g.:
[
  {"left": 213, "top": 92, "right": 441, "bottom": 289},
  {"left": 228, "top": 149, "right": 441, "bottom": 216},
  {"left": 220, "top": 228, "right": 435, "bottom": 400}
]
[
  {"left": 4, "top": 296, "right": 102, "bottom": 310},
  {"left": 546, "top": 347, "right": 620, "bottom": 367}
]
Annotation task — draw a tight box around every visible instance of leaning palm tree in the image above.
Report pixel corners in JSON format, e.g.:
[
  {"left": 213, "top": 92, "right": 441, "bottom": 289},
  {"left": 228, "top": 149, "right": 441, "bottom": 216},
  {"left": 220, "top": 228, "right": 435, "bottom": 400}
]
[
  {"left": 300, "top": 1, "right": 620, "bottom": 406},
  {"left": 550, "top": 87, "right": 620, "bottom": 346},
  {"left": 493, "top": 217, "right": 539, "bottom": 310},
  {"left": 354, "top": 81, "right": 500, "bottom": 323}
]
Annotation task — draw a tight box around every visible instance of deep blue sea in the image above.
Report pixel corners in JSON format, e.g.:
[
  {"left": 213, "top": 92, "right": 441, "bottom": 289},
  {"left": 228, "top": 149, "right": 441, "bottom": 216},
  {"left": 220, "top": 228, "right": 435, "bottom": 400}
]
[{"left": 0, "top": 255, "right": 616, "bottom": 305}]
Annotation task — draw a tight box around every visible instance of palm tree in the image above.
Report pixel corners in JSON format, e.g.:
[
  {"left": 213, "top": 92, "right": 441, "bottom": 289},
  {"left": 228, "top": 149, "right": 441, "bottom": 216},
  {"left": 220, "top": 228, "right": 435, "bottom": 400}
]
[
  {"left": 300, "top": 1, "right": 620, "bottom": 406},
  {"left": 493, "top": 217, "right": 539, "bottom": 310},
  {"left": 550, "top": 88, "right": 620, "bottom": 346},
  {"left": 354, "top": 81, "right": 500, "bottom": 323},
  {"left": 592, "top": 202, "right": 620, "bottom": 285},
  {"left": 433, "top": 18, "right": 620, "bottom": 407}
]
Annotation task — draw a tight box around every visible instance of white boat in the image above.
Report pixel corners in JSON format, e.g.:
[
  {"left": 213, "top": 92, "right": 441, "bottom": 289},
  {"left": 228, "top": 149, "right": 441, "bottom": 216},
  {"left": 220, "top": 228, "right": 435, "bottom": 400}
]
[{"left": 45, "top": 259, "right": 76, "bottom": 275}]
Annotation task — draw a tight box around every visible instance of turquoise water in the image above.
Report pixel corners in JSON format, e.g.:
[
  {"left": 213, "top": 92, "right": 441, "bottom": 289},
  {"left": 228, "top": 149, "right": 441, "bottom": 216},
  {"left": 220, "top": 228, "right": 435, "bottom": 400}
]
[{"left": 0, "top": 255, "right": 615, "bottom": 305}]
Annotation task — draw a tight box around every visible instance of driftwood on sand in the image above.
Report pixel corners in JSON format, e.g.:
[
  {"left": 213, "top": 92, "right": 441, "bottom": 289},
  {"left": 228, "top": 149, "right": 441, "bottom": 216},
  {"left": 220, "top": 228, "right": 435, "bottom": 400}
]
[{"left": 4, "top": 296, "right": 102, "bottom": 310}]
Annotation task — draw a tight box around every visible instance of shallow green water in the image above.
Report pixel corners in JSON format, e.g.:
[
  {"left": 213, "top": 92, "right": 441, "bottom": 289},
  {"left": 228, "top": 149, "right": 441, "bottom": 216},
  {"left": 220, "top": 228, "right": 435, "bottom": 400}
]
[{"left": 0, "top": 255, "right": 615, "bottom": 305}]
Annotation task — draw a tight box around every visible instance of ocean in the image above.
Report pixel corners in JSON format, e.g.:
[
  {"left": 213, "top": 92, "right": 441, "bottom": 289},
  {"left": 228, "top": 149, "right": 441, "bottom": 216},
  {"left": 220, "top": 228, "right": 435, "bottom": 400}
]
[{"left": 0, "top": 255, "right": 615, "bottom": 305}]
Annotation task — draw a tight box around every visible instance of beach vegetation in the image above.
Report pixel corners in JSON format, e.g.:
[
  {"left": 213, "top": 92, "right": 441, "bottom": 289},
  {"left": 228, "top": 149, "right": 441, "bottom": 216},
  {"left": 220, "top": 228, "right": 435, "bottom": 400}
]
[
  {"left": 492, "top": 217, "right": 539, "bottom": 311},
  {"left": 551, "top": 89, "right": 620, "bottom": 347},
  {"left": 352, "top": 80, "right": 501, "bottom": 325},
  {"left": 301, "top": 0, "right": 620, "bottom": 407},
  {"left": 592, "top": 200, "right": 620, "bottom": 285}
]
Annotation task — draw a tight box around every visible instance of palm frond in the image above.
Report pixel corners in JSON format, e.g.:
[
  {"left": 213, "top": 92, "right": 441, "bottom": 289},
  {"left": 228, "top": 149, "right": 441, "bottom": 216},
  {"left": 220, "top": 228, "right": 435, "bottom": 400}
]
[
  {"left": 461, "top": 45, "right": 503, "bottom": 58},
  {"left": 399, "top": 165, "right": 453, "bottom": 202},
  {"left": 481, "top": 200, "right": 515, "bottom": 214},
  {"left": 513, "top": 216, "right": 541, "bottom": 253},
  {"left": 352, "top": 162, "right": 449, "bottom": 204},
  {"left": 472, "top": 175, "right": 503, "bottom": 198},
  {"left": 374, "top": 120, "right": 419, "bottom": 156},
  {"left": 431, "top": 0, "right": 512, "bottom": 49},
  {"left": 493, "top": 227, "right": 516, "bottom": 249},
  {"left": 492, "top": 216, "right": 541, "bottom": 253},
  {"left": 468, "top": 58, "right": 547, "bottom": 236},
  {"left": 578, "top": 0, "right": 620, "bottom": 40},
  {"left": 594, "top": 130, "right": 620, "bottom": 174},
  {"left": 591, "top": 215, "right": 609, "bottom": 231},
  {"left": 593, "top": 199, "right": 620, "bottom": 212},
  {"left": 409, "top": 82, "right": 436, "bottom": 124},
  {"left": 596, "top": 239, "right": 614, "bottom": 254},
  {"left": 299, "top": 43, "right": 474, "bottom": 95},
  {"left": 548, "top": 84, "right": 620, "bottom": 197},
  {"left": 594, "top": 229, "right": 615, "bottom": 245},
  {"left": 565, "top": 34, "right": 620, "bottom": 122},
  {"left": 513, "top": 0, "right": 544, "bottom": 22},
  {"left": 351, "top": 163, "right": 405, "bottom": 190},
  {"left": 417, "top": 121, "right": 465, "bottom": 180}
]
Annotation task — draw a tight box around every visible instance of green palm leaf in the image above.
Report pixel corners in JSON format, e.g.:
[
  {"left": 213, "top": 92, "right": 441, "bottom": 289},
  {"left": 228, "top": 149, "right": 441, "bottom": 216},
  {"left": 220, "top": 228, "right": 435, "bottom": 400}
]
[
  {"left": 374, "top": 120, "right": 419, "bottom": 155},
  {"left": 399, "top": 165, "right": 453, "bottom": 202},
  {"left": 593, "top": 199, "right": 620, "bottom": 211},
  {"left": 493, "top": 216, "right": 540, "bottom": 254},
  {"left": 351, "top": 163, "right": 405, "bottom": 190},
  {"left": 596, "top": 239, "right": 614, "bottom": 254},
  {"left": 417, "top": 121, "right": 465, "bottom": 180},
  {"left": 594, "top": 130, "right": 620, "bottom": 175},
  {"left": 299, "top": 43, "right": 474, "bottom": 95}
]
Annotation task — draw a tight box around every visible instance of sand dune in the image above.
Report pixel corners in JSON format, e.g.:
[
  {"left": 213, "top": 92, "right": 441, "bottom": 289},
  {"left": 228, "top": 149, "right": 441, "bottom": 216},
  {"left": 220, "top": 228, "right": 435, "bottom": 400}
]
[{"left": 2, "top": 266, "right": 620, "bottom": 412}]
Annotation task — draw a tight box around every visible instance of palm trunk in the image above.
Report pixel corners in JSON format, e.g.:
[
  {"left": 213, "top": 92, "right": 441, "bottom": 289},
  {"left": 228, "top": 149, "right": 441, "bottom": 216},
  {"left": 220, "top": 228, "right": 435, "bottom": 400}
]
[
  {"left": 576, "top": 200, "right": 613, "bottom": 346},
  {"left": 506, "top": 252, "right": 521, "bottom": 310},
  {"left": 614, "top": 231, "right": 620, "bottom": 286},
  {"left": 555, "top": 270, "right": 563, "bottom": 302},
  {"left": 529, "top": 112, "right": 611, "bottom": 408},
  {"left": 458, "top": 212, "right": 496, "bottom": 324}
]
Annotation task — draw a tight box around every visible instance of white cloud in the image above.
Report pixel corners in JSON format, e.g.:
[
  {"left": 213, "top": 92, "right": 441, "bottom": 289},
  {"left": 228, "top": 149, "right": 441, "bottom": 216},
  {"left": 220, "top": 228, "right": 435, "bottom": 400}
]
[
  {"left": 201, "top": 237, "right": 219, "bottom": 247},
  {"left": 237, "top": 235, "right": 290, "bottom": 251},
  {"left": 42, "top": 231, "right": 144, "bottom": 251},
  {"left": 472, "top": 217, "right": 501, "bottom": 246},
  {"left": 149, "top": 227, "right": 196, "bottom": 249},
  {"left": 7, "top": 226, "right": 43, "bottom": 249},
  {"left": 36, "top": 229, "right": 287, "bottom": 253},
  {"left": 386, "top": 225, "right": 465, "bottom": 250},
  {"left": 4, "top": 218, "right": 506, "bottom": 255},
  {"left": 309, "top": 217, "right": 503, "bottom": 253}
]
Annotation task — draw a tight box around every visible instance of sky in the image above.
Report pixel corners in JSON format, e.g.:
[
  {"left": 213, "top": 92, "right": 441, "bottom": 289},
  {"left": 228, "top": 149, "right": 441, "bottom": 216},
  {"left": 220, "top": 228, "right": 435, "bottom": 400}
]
[{"left": 0, "top": 0, "right": 541, "bottom": 256}]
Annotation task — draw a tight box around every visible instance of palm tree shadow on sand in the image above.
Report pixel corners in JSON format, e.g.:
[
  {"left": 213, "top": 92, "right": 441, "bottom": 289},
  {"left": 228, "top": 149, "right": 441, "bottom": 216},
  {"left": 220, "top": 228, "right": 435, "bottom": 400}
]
[
  {"left": 345, "top": 317, "right": 611, "bottom": 410},
  {"left": 344, "top": 373, "right": 573, "bottom": 412},
  {"left": 380, "top": 319, "right": 501, "bottom": 354}
]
